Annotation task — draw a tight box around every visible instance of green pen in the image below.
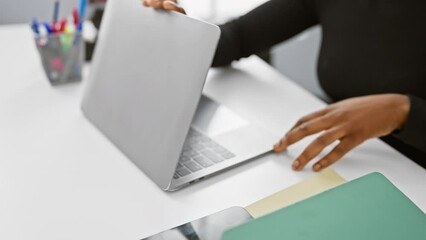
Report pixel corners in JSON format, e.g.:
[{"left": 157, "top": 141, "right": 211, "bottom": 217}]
[{"left": 61, "top": 20, "right": 76, "bottom": 53}]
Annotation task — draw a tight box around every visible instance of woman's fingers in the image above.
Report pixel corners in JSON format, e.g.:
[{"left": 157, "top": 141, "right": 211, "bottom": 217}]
[
  {"left": 163, "top": 1, "right": 186, "bottom": 14},
  {"left": 287, "top": 108, "right": 330, "bottom": 132},
  {"left": 142, "top": 0, "right": 184, "bottom": 13},
  {"left": 143, "top": 0, "right": 164, "bottom": 9},
  {"left": 165, "top": 0, "right": 178, "bottom": 3},
  {"left": 292, "top": 128, "right": 345, "bottom": 171},
  {"left": 273, "top": 108, "right": 330, "bottom": 152},
  {"left": 142, "top": 0, "right": 186, "bottom": 14},
  {"left": 275, "top": 94, "right": 409, "bottom": 172},
  {"left": 312, "top": 137, "right": 362, "bottom": 172},
  {"left": 274, "top": 114, "right": 335, "bottom": 152}
]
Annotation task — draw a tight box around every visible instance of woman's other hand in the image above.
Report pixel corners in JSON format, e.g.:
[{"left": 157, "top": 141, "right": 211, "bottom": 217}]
[
  {"left": 274, "top": 94, "right": 410, "bottom": 172},
  {"left": 141, "top": 0, "right": 186, "bottom": 14}
]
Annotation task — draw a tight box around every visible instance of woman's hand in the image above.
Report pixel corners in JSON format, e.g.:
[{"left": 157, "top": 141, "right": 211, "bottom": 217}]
[
  {"left": 141, "top": 0, "right": 186, "bottom": 14},
  {"left": 273, "top": 94, "right": 410, "bottom": 172}
]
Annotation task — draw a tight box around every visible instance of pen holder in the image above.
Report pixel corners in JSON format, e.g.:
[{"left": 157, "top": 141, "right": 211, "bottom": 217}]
[{"left": 35, "top": 33, "right": 84, "bottom": 85}]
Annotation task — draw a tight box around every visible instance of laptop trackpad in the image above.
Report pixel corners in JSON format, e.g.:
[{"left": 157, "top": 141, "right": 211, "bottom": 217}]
[{"left": 191, "top": 95, "right": 249, "bottom": 137}]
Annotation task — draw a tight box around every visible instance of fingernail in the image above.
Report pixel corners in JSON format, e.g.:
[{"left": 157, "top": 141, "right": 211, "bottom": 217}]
[
  {"left": 292, "top": 160, "right": 300, "bottom": 170},
  {"left": 273, "top": 142, "right": 280, "bottom": 150},
  {"left": 313, "top": 164, "right": 321, "bottom": 172},
  {"left": 273, "top": 139, "right": 285, "bottom": 152}
]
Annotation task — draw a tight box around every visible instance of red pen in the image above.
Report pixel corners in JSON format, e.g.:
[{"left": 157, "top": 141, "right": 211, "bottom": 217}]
[
  {"left": 59, "top": 18, "right": 67, "bottom": 32},
  {"left": 73, "top": 7, "right": 79, "bottom": 26},
  {"left": 51, "top": 22, "right": 58, "bottom": 33}
]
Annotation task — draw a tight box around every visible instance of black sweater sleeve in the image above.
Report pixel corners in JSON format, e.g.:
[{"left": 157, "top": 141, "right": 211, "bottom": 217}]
[
  {"left": 212, "top": 0, "right": 318, "bottom": 67},
  {"left": 208, "top": 0, "right": 426, "bottom": 165},
  {"left": 394, "top": 95, "right": 426, "bottom": 152}
]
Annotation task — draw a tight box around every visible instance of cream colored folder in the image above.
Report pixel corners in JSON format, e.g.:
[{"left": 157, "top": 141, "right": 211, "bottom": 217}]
[{"left": 246, "top": 168, "right": 347, "bottom": 218}]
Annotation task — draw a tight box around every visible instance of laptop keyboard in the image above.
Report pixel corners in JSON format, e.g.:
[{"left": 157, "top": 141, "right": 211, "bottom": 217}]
[{"left": 173, "top": 128, "right": 235, "bottom": 179}]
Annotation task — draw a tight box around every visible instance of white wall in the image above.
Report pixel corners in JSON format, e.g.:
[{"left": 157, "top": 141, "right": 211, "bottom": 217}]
[
  {"left": 0, "top": 0, "right": 83, "bottom": 24},
  {"left": 1, "top": 0, "right": 326, "bottom": 101}
]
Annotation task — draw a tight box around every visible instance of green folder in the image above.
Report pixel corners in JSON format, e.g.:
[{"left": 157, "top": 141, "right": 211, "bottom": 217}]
[{"left": 222, "top": 172, "right": 426, "bottom": 240}]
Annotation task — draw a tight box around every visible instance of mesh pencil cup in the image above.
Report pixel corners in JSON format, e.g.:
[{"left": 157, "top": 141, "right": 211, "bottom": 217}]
[{"left": 35, "top": 32, "right": 84, "bottom": 85}]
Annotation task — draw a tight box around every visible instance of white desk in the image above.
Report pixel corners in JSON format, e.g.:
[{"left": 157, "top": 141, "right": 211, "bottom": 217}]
[{"left": 1, "top": 25, "right": 425, "bottom": 240}]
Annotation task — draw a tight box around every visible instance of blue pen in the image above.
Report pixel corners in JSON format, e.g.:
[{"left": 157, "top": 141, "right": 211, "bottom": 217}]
[
  {"left": 79, "top": 0, "right": 87, "bottom": 19},
  {"left": 77, "top": 21, "right": 83, "bottom": 32},
  {"left": 43, "top": 22, "right": 53, "bottom": 34},
  {"left": 78, "top": 0, "right": 87, "bottom": 32},
  {"left": 53, "top": 1, "right": 60, "bottom": 23},
  {"left": 31, "top": 18, "right": 40, "bottom": 36}
]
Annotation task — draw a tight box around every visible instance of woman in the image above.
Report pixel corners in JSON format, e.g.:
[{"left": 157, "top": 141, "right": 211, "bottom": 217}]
[{"left": 142, "top": 0, "right": 426, "bottom": 171}]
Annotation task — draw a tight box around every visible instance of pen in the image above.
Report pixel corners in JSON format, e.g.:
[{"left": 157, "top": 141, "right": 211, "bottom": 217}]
[
  {"left": 59, "top": 18, "right": 67, "bottom": 32},
  {"left": 43, "top": 22, "right": 53, "bottom": 34},
  {"left": 77, "top": 21, "right": 83, "bottom": 33},
  {"left": 52, "top": 1, "right": 60, "bottom": 32},
  {"left": 31, "top": 18, "right": 40, "bottom": 36},
  {"left": 79, "top": 0, "right": 87, "bottom": 20},
  {"left": 72, "top": 7, "right": 79, "bottom": 26},
  {"left": 65, "top": 18, "right": 76, "bottom": 34},
  {"left": 78, "top": 0, "right": 87, "bottom": 32},
  {"left": 53, "top": 1, "right": 60, "bottom": 23},
  {"left": 60, "top": 35, "right": 81, "bottom": 82}
]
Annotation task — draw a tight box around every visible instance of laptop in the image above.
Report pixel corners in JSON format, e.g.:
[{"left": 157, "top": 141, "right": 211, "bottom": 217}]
[{"left": 81, "top": 0, "right": 276, "bottom": 191}]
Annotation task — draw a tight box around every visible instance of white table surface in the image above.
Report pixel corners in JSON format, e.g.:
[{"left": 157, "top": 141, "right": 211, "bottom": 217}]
[{"left": 0, "top": 25, "right": 425, "bottom": 240}]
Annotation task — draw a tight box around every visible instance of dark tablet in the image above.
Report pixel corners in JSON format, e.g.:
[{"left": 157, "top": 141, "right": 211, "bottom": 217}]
[{"left": 142, "top": 207, "right": 252, "bottom": 240}]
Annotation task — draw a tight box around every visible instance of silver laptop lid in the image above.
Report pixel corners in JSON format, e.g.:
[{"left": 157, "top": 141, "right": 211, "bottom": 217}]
[{"left": 81, "top": 0, "right": 220, "bottom": 190}]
